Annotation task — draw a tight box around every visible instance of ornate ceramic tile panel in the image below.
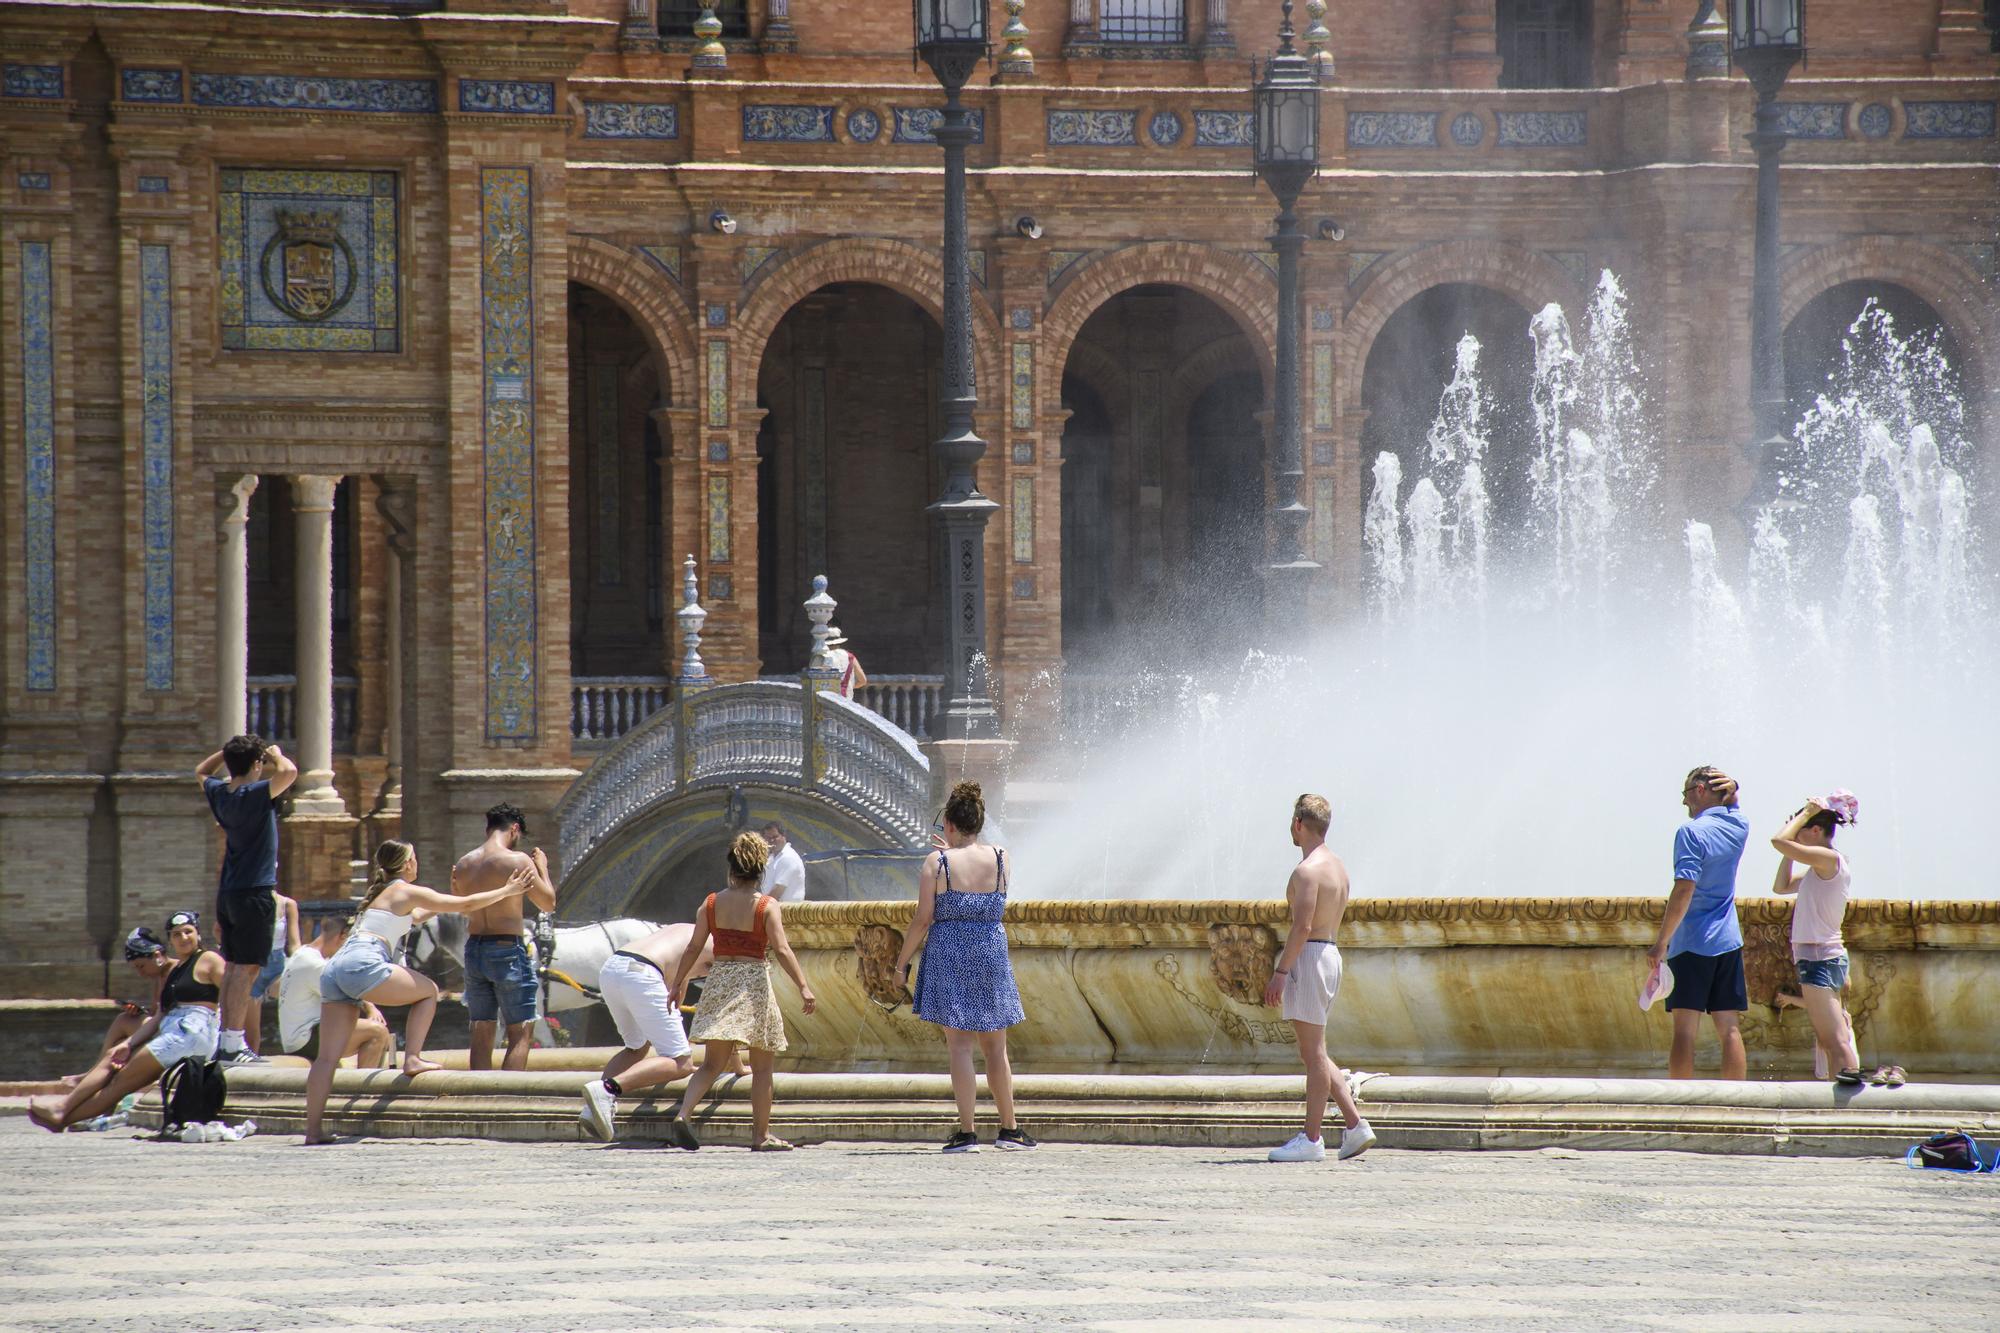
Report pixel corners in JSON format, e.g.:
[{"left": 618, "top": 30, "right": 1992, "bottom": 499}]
[
  {"left": 1046, "top": 250, "right": 1089, "bottom": 287},
  {"left": 3, "top": 64, "right": 64, "bottom": 99},
  {"left": 1011, "top": 441, "right": 1034, "bottom": 464},
  {"left": 584, "top": 102, "right": 678, "bottom": 138},
  {"left": 1012, "top": 575, "right": 1035, "bottom": 600},
  {"left": 741, "top": 246, "right": 783, "bottom": 288},
  {"left": 891, "top": 107, "right": 985, "bottom": 144},
  {"left": 1348, "top": 111, "right": 1438, "bottom": 148},
  {"left": 18, "top": 172, "right": 51, "bottom": 191},
  {"left": 1856, "top": 103, "right": 1892, "bottom": 139},
  {"left": 1011, "top": 342, "right": 1034, "bottom": 430},
  {"left": 1009, "top": 306, "right": 1034, "bottom": 330},
  {"left": 479, "top": 166, "right": 540, "bottom": 743},
  {"left": 706, "top": 474, "right": 731, "bottom": 564},
  {"left": 1903, "top": 100, "right": 1996, "bottom": 139},
  {"left": 20, "top": 241, "right": 56, "bottom": 691},
  {"left": 1193, "top": 110, "right": 1253, "bottom": 147},
  {"left": 192, "top": 74, "right": 437, "bottom": 113},
  {"left": 706, "top": 439, "right": 730, "bottom": 462},
  {"left": 846, "top": 108, "right": 882, "bottom": 142},
  {"left": 589, "top": 361, "right": 621, "bottom": 586},
  {"left": 138, "top": 175, "right": 169, "bottom": 193},
  {"left": 1011, "top": 477, "right": 1034, "bottom": 563},
  {"left": 709, "top": 573, "right": 732, "bottom": 600},
  {"left": 1776, "top": 102, "right": 1847, "bottom": 139},
  {"left": 705, "top": 303, "right": 728, "bottom": 327},
  {"left": 217, "top": 167, "right": 399, "bottom": 351},
  {"left": 1449, "top": 112, "right": 1485, "bottom": 147},
  {"left": 459, "top": 80, "right": 555, "bottom": 115},
  {"left": 705, "top": 339, "right": 729, "bottom": 426},
  {"left": 139, "top": 244, "right": 175, "bottom": 690},
  {"left": 1048, "top": 108, "right": 1138, "bottom": 146},
  {"left": 1312, "top": 343, "right": 1333, "bottom": 430},
  {"left": 1495, "top": 110, "right": 1587, "bottom": 147},
  {"left": 1147, "top": 111, "right": 1184, "bottom": 146},
  {"left": 121, "top": 68, "right": 183, "bottom": 103},
  {"left": 742, "top": 104, "right": 835, "bottom": 142},
  {"left": 639, "top": 245, "right": 681, "bottom": 284}
]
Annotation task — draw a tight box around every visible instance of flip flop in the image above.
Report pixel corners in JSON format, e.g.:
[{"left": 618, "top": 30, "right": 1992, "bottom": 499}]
[
  {"left": 750, "top": 1135, "right": 794, "bottom": 1152},
  {"left": 1834, "top": 1068, "right": 1865, "bottom": 1086}
]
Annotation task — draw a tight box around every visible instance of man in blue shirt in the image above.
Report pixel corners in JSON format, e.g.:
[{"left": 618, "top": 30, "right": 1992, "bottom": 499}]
[
  {"left": 1646, "top": 765, "right": 1750, "bottom": 1080},
  {"left": 197, "top": 733, "right": 298, "bottom": 1064}
]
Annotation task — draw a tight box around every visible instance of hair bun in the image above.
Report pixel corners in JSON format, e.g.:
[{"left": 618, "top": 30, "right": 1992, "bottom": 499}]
[{"left": 949, "top": 780, "right": 982, "bottom": 803}]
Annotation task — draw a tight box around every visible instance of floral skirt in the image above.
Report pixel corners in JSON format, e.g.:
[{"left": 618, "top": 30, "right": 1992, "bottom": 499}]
[{"left": 689, "top": 956, "right": 787, "bottom": 1053}]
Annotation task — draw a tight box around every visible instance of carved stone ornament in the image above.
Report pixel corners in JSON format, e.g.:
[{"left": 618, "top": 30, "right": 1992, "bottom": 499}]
[
  {"left": 1207, "top": 922, "right": 1280, "bottom": 1005},
  {"left": 854, "top": 924, "right": 914, "bottom": 1007}
]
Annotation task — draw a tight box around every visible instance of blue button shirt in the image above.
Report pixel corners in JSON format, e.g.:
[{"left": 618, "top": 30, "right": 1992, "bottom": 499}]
[
  {"left": 1670, "top": 804, "right": 1749, "bottom": 957},
  {"left": 205, "top": 776, "right": 278, "bottom": 892}
]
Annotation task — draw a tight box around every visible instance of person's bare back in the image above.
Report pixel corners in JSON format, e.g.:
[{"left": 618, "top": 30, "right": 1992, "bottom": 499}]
[
  {"left": 1292, "top": 843, "right": 1351, "bottom": 939},
  {"left": 452, "top": 835, "right": 551, "bottom": 935},
  {"left": 622, "top": 922, "right": 714, "bottom": 983}
]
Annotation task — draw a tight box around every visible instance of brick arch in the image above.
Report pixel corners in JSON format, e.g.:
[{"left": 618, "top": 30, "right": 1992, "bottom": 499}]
[
  {"left": 1780, "top": 237, "right": 1997, "bottom": 394},
  {"left": 1040, "top": 242, "right": 1279, "bottom": 399},
  {"left": 734, "top": 236, "right": 1004, "bottom": 398},
  {"left": 1340, "top": 242, "right": 1586, "bottom": 413},
  {"left": 568, "top": 236, "right": 700, "bottom": 406},
  {"left": 1167, "top": 331, "right": 1264, "bottom": 423}
]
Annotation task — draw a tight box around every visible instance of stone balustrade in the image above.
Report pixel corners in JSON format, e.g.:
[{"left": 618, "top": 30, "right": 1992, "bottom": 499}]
[{"left": 244, "top": 674, "right": 358, "bottom": 752}]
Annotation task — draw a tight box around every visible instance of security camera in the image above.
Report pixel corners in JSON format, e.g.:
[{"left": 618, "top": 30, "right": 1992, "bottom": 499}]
[
  {"left": 710, "top": 210, "right": 737, "bottom": 235},
  {"left": 1316, "top": 218, "right": 1345, "bottom": 242},
  {"left": 1015, "top": 215, "right": 1043, "bottom": 240}
]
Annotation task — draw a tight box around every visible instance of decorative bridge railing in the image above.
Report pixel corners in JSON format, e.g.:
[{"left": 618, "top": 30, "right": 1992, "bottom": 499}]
[
  {"left": 245, "top": 675, "right": 359, "bottom": 751},
  {"left": 571, "top": 674, "right": 944, "bottom": 748},
  {"left": 553, "top": 679, "right": 933, "bottom": 880}
]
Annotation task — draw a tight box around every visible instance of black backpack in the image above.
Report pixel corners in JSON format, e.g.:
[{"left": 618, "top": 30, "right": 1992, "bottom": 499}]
[{"left": 161, "top": 1057, "right": 226, "bottom": 1129}]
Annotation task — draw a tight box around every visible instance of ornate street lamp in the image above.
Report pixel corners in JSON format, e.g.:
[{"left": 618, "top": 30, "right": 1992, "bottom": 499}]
[
  {"left": 1731, "top": 0, "right": 1806, "bottom": 473},
  {"left": 1253, "top": 0, "right": 1322, "bottom": 617},
  {"left": 914, "top": 0, "right": 1001, "bottom": 740}
]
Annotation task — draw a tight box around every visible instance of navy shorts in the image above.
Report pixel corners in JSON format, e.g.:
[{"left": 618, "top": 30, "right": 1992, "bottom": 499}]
[
  {"left": 463, "top": 935, "right": 539, "bottom": 1026},
  {"left": 1666, "top": 948, "right": 1749, "bottom": 1014}
]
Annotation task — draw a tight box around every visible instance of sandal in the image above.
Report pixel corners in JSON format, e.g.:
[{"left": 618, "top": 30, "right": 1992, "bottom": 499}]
[
  {"left": 750, "top": 1135, "right": 794, "bottom": 1152},
  {"left": 1834, "top": 1068, "right": 1865, "bottom": 1086},
  {"left": 1869, "top": 1065, "right": 1906, "bottom": 1088}
]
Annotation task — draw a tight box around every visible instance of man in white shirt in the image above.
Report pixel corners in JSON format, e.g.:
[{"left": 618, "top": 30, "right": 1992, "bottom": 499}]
[{"left": 758, "top": 822, "right": 807, "bottom": 902}]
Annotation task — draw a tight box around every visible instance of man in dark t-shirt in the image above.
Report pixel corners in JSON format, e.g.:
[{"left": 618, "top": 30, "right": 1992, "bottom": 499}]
[{"left": 197, "top": 733, "right": 297, "bottom": 1065}]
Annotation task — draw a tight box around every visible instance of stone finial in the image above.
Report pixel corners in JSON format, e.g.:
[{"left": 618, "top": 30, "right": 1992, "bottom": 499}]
[
  {"left": 1685, "top": 1, "right": 1728, "bottom": 79},
  {"left": 998, "top": 0, "right": 1035, "bottom": 77},
  {"left": 691, "top": 4, "right": 728, "bottom": 70},
  {"left": 1304, "top": 0, "right": 1334, "bottom": 82},
  {"left": 675, "top": 554, "right": 711, "bottom": 685},
  {"left": 804, "top": 574, "right": 838, "bottom": 675}
]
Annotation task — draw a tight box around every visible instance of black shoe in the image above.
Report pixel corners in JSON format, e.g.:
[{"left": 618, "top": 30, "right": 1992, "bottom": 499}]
[
  {"left": 669, "top": 1118, "right": 701, "bottom": 1151},
  {"left": 941, "top": 1130, "right": 980, "bottom": 1153},
  {"left": 994, "top": 1126, "right": 1039, "bottom": 1152}
]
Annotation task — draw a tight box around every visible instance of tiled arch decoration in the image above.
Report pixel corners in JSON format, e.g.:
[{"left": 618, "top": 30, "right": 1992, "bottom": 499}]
[
  {"left": 1038, "top": 242, "right": 1280, "bottom": 399},
  {"left": 1778, "top": 237, "right": 1998, "bottom": 398},
  {"left": 1338, "top": 241, "right": 1586, "bottom": 414},
  {"left": 732, "top": 236, "right": 1006, "bottom": 400},
  {"left": 567, "top": 235, "right": 701, "bottom": 406}
]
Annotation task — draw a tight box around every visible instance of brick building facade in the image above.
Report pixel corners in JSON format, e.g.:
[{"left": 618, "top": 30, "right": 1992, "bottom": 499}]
[{"left": 1, "top": 0, "right": 1994, "bottom": 997}]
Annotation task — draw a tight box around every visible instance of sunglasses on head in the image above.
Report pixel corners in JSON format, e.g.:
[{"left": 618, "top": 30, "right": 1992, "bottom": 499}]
[{"left": 167, "top": 911, "right": 199, "bottom": 929}]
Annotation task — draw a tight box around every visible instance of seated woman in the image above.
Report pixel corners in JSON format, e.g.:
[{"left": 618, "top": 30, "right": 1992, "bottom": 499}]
[
  {"left": 30, "top": 911, "right": 224, "bottom": 1131},
  {"left": 278, "top": 915, "right": 392, "bottom": 1067},
  {"left": 62, "top": 927, "right": 175, "bottom": 1089},
  {"left": 302, "top": 839, "right": 532, "bottom": 1145}
]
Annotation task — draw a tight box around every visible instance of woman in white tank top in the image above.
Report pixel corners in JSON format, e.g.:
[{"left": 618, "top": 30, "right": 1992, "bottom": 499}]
[
  {"left": 304, "top": 839, "right": 533, "bottom": 1144},
  {"left": 1771, "top": 791, "right": 1862, "bottom": 1084}
]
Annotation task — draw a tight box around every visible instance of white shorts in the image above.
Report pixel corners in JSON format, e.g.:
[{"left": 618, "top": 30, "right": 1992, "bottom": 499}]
[
  {"left": 1280, "top": 942, "right": 1343, "bottom": 1027},
  {"left": 148, "top": 1005, "right": 220, "bottom": 1068},
  {"left": 599, "top": 954, "right": 691, "bottom": 1060}
]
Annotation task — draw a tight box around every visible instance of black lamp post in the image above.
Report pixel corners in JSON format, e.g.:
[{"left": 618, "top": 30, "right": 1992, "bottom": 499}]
[
  {"left": 1732, "top": 0, "right": 1805, "bottom": 472},
  {"left": 1253, "top": 0, "right": 1322, "bottom": 618},
  {"left": 915, "top": 0, "right": 1000, "bottom": 740}
]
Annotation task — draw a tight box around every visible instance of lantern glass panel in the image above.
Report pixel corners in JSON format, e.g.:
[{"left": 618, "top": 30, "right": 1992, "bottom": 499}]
[
  {"left": 1732, "top": 0, "right": 1803, "bottom": 50},
  {"left": 916, "top": 0, "right": 985, "bottom": 44}
]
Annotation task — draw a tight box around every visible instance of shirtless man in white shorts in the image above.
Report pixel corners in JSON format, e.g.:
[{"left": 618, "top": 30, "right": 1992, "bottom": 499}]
[
  {"left": 578, "top": 922, "right": 717, "bottom": 1142},
  {"left": 1263, "top": 793, "right": 1377, "bottom": 1163}
]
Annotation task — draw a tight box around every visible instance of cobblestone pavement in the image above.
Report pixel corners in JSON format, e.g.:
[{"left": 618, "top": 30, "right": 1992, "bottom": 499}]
[{"left": 2, "top": 1117, "right": 1995, "bottom": 1331}]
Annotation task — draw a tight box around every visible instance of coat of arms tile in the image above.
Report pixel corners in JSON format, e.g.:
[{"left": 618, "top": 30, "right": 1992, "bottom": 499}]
[{"left": 217, "top": 167, "right": 400, "bottom": 352}]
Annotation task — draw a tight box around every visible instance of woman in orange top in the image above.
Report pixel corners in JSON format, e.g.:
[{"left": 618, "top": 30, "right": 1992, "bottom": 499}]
[{"left": 669, "top": 832, "right": 816, "bottom": 1151}]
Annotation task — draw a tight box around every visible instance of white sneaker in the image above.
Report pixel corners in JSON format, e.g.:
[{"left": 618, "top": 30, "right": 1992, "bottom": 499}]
[
  {"left": 1267, "top": 1131, "right": 1326, "bottom": 1163},
  {"left": 1338, "top": 1119, "right": 1378, "bottom": 1161},
  {"left": 579, "top": 1080, "right": 617, "bottom": 1143}
]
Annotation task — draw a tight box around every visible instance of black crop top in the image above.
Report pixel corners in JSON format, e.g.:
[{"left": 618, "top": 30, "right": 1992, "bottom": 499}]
[{"left": 160, "top": 950, "right": 221, "bottom": 1010}]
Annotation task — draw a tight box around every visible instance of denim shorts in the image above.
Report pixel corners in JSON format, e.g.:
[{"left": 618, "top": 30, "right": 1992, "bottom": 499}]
[
  {"left": 463, "top": 936, "right": 539, "bottom": 1026},
  {"left": 148, "top": 1005, "right": 219, "bottom": 1068},
  {"left": 1795, "top": 954, "right": 1850, "bottom": 991},
  {"left": 249, "top": 944, "right": 287, "bottom": 1000},
  {"left": 320, "top": 935, "right": 397, "bottom": 1003}
]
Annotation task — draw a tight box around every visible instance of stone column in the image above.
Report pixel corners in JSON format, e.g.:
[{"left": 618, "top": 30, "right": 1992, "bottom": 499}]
[
  {"left": 216, "top": 474, "right": 257, "bottom": 739},
  {"left": 1199, "top": 0, "right": 1234, "bottom": 53},
  {"left": 620, "top": 0, "right": 657, "bottom": 50},
  {"left": 1064, "top": 0, "right": 1098, "bottom": 56},
  {"left": 289, "top": 474, "right": 345, "bottom": 816}
]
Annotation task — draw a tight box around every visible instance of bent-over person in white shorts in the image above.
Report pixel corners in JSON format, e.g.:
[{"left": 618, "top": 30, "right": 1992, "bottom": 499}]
[
  {"left": 579, "top": 922, "right": 715, "bottom": 1142},
  {"left": 1262, "top": 794, "right": 1377, "bottom": 1165}
]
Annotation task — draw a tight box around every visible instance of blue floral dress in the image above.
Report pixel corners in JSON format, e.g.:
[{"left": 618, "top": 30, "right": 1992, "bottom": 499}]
[{"left": 913, "top": 848, "right": 1025, "bottom": 1032}]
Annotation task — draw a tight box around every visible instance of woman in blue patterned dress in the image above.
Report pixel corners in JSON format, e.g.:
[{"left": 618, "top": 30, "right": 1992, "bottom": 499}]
[{"left": 894, "top": 781, "right": 1034, "bottom": 1153}]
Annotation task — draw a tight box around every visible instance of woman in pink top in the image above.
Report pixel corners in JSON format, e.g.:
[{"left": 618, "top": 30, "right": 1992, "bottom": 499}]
[{"left": 1771, "top": 791, "right": 1861, "bottom": 1084}]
